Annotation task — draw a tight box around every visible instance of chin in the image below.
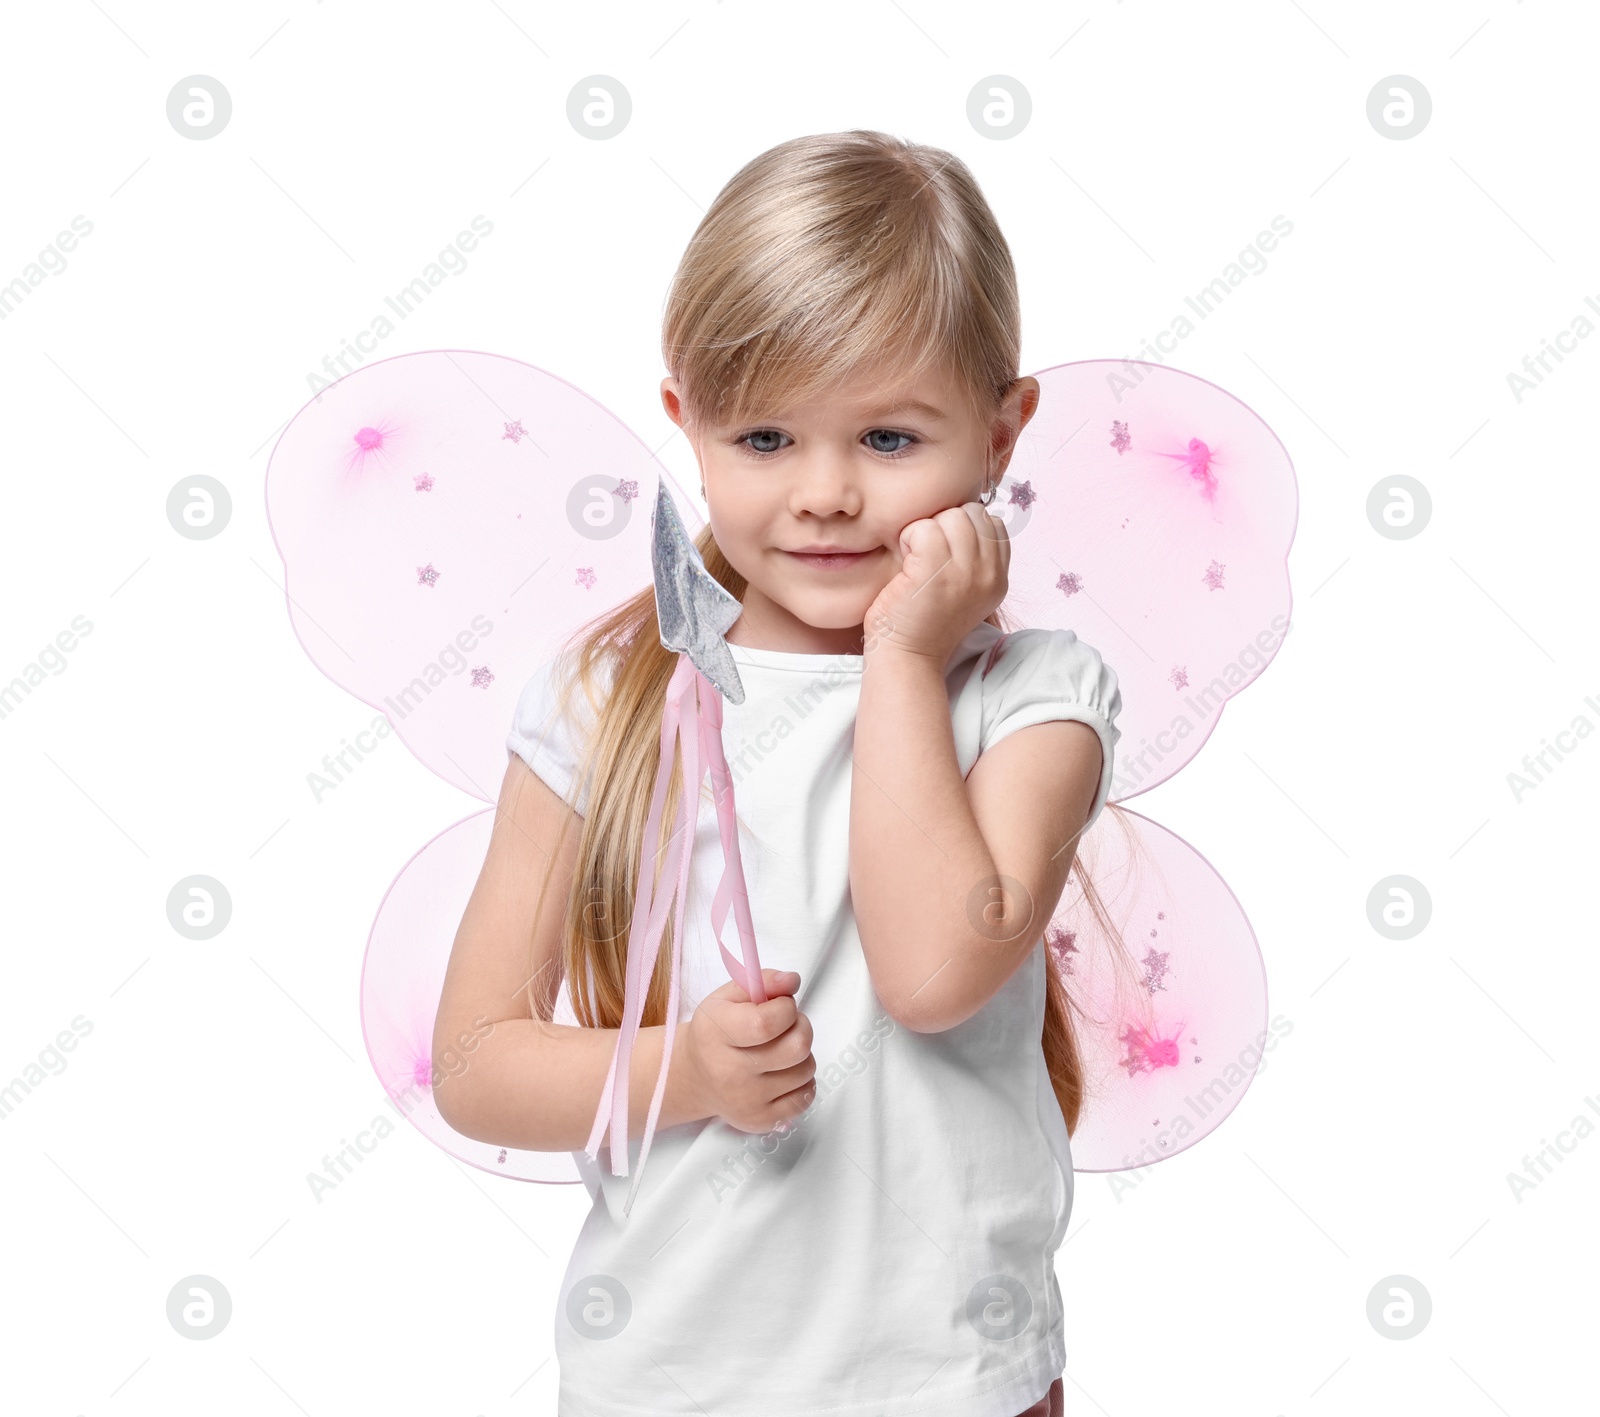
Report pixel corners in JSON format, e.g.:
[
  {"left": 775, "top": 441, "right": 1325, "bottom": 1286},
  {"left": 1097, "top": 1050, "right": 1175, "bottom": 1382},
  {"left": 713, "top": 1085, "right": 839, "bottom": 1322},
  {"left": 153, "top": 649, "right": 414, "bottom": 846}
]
[{"left": 780, "top": 587, "right": 877, "bottom": 631}]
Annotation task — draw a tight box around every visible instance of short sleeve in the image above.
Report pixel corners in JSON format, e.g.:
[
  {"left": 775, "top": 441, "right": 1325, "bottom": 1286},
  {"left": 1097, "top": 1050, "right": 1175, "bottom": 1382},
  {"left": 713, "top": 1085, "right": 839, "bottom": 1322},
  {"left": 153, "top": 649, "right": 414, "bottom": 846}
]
[
  {"left": 505, "top": 647, "right": 609, "bottom": 814},
  {"left": 977, "top": 627, "right": 1123, "bottom": 829}
]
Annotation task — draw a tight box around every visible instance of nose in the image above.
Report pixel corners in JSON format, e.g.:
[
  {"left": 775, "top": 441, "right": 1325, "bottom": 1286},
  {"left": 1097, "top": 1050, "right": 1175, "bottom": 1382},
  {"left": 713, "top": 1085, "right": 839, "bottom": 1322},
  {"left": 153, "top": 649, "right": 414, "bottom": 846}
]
[{"left": 786, "top": 443, "right": 863, "bottom": 519}]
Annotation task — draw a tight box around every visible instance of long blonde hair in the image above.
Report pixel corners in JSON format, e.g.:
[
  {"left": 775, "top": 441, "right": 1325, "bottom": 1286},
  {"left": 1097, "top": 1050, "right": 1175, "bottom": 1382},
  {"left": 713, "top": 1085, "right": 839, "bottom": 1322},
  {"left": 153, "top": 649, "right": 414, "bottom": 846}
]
[{"left": 526, "top": 130, "right": 1133, "bottom": 1135}]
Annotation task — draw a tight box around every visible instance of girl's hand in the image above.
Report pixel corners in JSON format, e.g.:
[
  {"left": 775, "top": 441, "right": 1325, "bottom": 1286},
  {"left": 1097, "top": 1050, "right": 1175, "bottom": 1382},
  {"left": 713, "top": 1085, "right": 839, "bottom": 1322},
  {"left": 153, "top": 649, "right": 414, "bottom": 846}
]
[
  {"left": 675, "top": 968, "right": 817, "bottom": 1134},
  {"left": 862, "top": 501, "right": 1010, "bottom": 667}
]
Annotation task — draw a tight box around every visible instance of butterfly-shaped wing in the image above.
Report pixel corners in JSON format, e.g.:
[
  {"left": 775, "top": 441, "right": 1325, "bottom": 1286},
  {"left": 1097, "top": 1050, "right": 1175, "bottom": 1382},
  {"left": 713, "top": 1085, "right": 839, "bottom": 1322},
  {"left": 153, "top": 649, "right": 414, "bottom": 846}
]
[
  {"left": 1000, "top": 360, "right": 1297, "bottom": 1169},
  {"left": 267, "top": 351, "right": 690, "bottom": 1183},
  {"left": 265, "top": 349, "right": 674, "bottom": 804},
  {"left": 268, "top": 351, "right": 1296, "bottom": 1182}
]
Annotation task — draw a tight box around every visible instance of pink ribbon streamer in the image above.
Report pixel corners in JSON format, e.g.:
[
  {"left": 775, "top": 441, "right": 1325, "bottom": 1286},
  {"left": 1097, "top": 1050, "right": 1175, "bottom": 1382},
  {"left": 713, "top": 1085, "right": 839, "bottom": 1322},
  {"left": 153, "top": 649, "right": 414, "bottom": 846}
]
[{"left": 584, "top": 654, "right": 767, "bottom": 1214}]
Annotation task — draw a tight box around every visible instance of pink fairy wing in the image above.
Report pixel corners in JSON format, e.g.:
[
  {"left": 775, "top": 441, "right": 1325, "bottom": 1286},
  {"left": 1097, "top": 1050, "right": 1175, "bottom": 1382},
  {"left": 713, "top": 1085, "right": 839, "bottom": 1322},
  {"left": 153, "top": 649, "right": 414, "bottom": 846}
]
[
  {"left": 264, "top": 348, "right": 683, "bottom": 803},
  {"left": 1044, "top": 808, "right": 1269, "bottom": 1172},
  {"left": 1002, "top": 359, "right": 1298, "bottom": 799},
  {"left": 1002, "top": 360, "right": 1297, "bottom": 1171},
  {"left": 267, "top": 350, "right": 694, "bottom": 1186},
  {"left": 361, "top": 811, "right": 580, "bottom": 1182}
]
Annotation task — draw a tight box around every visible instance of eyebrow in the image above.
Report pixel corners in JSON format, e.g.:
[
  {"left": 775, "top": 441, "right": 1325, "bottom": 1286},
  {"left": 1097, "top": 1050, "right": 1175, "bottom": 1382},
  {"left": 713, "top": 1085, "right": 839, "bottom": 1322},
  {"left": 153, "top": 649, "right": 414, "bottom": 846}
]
[{"left": 869, "top": 398, "right": 947, "bottom": 421}]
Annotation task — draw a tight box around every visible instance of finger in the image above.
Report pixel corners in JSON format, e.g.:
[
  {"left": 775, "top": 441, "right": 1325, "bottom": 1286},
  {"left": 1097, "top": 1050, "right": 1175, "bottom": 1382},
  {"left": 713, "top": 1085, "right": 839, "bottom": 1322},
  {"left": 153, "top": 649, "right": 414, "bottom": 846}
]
[
  {"left": 761, "top": 1055, "right": 817, "bottom": 1097},
  {"left": 710, "top": 968, "right": 798, "bottom": 1007},
  {"left": 935, "top": 504, "right": 979, "bottom": 576},
  {"left": 995, "top": 511, "right": 1011, "bottom": 578},
  {"left": 898, "top": 514, "right": 944, "bottom": 566},
  {"left": 979, "top": 502, "right": 1010, "bottom": 577},
  {"left": 703, "top": 990, "right": 796, "bottom": 1048}
]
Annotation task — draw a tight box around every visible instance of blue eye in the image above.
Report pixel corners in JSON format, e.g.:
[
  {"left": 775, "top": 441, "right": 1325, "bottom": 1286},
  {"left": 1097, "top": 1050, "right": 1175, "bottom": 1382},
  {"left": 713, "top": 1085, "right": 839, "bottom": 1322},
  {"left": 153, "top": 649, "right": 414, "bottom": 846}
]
[
  {"left": 731, "top": 428, "right": 919, "bottom": 459},
  {"left": 743, "top": 430, "right": 787, "bottom": 455},
  {"left": 865, "top": 429, "right": 915, "bottom": 456}
]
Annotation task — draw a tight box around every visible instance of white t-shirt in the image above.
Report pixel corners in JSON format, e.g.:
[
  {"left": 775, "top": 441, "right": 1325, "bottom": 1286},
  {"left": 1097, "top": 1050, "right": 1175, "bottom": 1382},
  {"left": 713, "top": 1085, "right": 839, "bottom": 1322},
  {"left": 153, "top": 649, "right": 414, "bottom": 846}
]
[{"left": 506, "top": 621, "right": 1122, "bottom": 1417}]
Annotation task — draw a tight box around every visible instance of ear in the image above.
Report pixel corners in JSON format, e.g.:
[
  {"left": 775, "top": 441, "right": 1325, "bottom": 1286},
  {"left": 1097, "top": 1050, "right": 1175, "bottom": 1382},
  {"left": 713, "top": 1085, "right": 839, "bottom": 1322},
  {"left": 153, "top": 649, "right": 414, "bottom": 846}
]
[
  {"left": 660, "top": 376, "right": 688, "bottom": 430},
  {"left": 989, "top": 376, "right": 1041, "bottom": 472}
]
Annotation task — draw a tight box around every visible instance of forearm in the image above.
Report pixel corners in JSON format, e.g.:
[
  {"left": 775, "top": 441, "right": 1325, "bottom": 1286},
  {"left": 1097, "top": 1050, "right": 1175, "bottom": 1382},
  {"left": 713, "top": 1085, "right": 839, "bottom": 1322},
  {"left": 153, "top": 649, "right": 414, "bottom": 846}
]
[
  {"left": 433, "top": 1016, "right": 711, "bottom": 1152},
  {"left": 850, "top": 648, "right": 1005, "bottom": 1032}
]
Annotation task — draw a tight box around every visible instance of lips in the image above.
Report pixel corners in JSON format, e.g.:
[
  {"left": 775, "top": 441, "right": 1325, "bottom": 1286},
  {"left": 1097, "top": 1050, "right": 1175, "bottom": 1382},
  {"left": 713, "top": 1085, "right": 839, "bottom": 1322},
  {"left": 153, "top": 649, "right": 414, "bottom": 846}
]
[{"left": 783, "top": 547, "right": 876, "bottom": 568}]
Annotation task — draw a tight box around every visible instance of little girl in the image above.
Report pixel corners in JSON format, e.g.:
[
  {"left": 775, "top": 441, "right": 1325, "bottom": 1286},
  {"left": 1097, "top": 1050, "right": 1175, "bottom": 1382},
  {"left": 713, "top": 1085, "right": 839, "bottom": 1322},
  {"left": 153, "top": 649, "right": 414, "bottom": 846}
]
[{"left": 433, "top": 130, "right": 1121, "bottom": 1417}]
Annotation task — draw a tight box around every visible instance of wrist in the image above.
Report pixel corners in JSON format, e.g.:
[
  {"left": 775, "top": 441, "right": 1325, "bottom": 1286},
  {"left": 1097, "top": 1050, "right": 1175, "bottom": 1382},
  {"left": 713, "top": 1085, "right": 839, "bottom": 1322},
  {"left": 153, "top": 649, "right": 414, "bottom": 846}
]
[
  {"left": 863, "top": 636, "right": 953, "bottom": 680},
  {"left": 662, "top": 1029, "right": 715, "bottom": 1128}
]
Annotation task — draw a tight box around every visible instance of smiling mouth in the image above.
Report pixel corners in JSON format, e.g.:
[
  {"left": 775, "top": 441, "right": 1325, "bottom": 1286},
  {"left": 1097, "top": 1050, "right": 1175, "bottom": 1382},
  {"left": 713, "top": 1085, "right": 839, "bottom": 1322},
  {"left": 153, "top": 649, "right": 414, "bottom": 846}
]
[{"left": 783, "top": 548, "right": 878, "bottom": 569}]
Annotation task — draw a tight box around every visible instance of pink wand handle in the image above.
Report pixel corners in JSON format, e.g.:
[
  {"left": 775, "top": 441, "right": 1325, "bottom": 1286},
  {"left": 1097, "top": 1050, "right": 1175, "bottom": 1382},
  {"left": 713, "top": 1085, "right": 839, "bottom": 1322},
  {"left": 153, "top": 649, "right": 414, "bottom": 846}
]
[
  {"left": 584, "top": 654, "right": 768, "bottom": 1214},
  {"left": 697, "top": 670, "right": 767, "bottom": 1007}
]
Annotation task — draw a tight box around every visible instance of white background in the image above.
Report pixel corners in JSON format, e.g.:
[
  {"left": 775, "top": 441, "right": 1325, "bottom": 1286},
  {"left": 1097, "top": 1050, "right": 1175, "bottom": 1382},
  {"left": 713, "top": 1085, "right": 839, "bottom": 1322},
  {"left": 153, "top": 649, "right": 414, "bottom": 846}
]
[{"left": 3, "top": 1, "right": 1596, "bottom": 1413}]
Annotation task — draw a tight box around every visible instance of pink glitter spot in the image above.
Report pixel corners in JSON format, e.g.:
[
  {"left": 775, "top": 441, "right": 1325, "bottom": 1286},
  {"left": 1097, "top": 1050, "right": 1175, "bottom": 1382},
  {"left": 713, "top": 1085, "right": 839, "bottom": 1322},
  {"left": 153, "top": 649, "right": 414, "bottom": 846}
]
[
  {"left": 575, "top": 566, "right": 597, "bottom": 590},
  {"left": 502, "top": 419, "right": 528, "bottom": 443},
  {"left": 1169, "top": 666, "right": 1189, "bottom": 691},
  {"left": 1110, "top": 420, "right": 1131, "bottom": 455},
  {"left": 1056, "top": 571, "right": 1083, "bottom": 597},
  {"left": 497, "top": 1149, "right": 507, "bottom": 1164},
  {"left": 1008, "top": 480, "right": 1037, "bottom": 510},
  {"left": 470, "top": 665, "right": 494, "bottom": 689},
  {"left": 413, "top": 472, "right": 434, "bottom": 492},
  {"left": 615, "top": 479, "right": 639, "bottom": 503},
  {"left": 1202, "top": 559, "right": 1226, "bottom": 591},
  {"left": 1157, "top": 437, "right": 1219, "bottom": 501},
  {"left": 344, "top": 420, "right": 401, "bottom": 477},
  {"left": 1045, "top": 924, "right": 1079, "bottom": 975},
  {"left": 1141, "top": 946, "right": 1171, "bottom": 995},
  {"left": 411, "top": 1055, "right": 433, "bottom": 1090},
  {"left": 1117, "top": 1019, "right": 1185, "bottom": 1076},
  {"left": 417, "top": 563, "right": 440, "bottom": 588}
]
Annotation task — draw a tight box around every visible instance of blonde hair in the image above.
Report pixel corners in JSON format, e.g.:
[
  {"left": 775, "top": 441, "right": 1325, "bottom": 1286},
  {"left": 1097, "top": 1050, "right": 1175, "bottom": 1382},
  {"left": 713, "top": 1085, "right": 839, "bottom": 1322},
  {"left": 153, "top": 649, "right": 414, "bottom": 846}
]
[{"left": 525, "top": 130, "right": 1133, "bottom": 1136}]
